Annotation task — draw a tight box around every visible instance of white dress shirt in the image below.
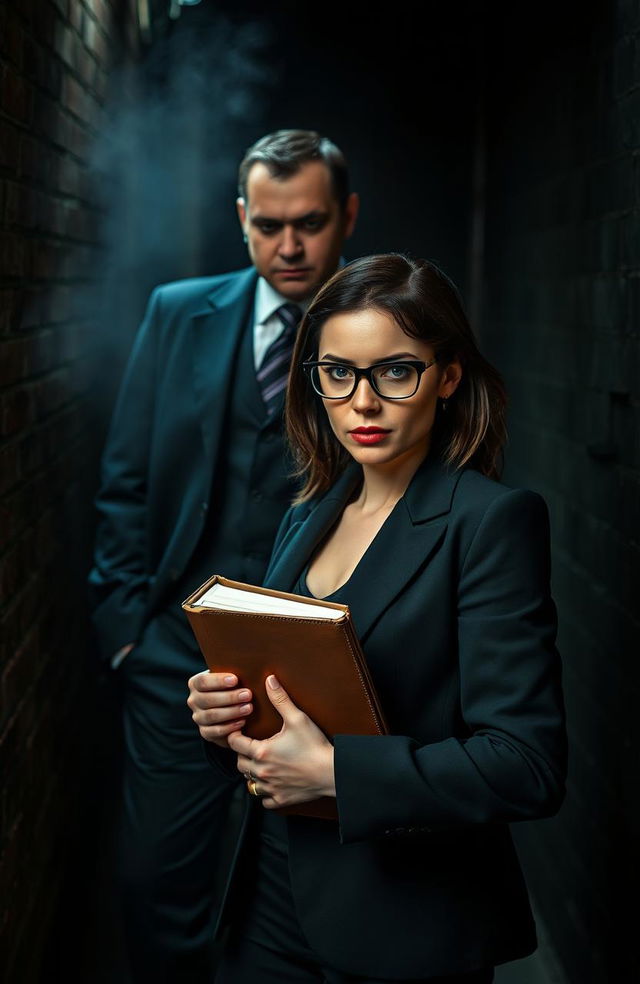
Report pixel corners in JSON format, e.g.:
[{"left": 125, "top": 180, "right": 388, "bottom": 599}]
[{"left": 252, "top": 277, "right": 309, "bottom": 369}]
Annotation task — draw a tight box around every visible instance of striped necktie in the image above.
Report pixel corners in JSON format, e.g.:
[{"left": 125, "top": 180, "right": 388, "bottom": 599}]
[{"left": 257, "top": 303, "right": 302, "bottom": 416}]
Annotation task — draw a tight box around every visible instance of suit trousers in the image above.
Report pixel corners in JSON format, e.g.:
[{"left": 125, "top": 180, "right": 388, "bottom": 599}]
[
  {"left": 214, "top": 818, "right": 495, "bottom": 984},
  {"left": 216, "top": 934, "right": 495, "bottom": 983},
  {"left": 117, "top": 611, "right": 237, "bottom": 984}
]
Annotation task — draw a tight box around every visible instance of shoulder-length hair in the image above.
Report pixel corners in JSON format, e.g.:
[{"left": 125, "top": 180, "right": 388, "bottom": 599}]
[{"left": 286, "top": 253, "right": 507, "bottom": 503}]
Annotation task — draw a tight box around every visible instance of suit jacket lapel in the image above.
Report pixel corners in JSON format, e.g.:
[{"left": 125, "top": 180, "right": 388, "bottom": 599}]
[
  {"left": 266, "top": 454, "right": 465, "bottom": 642},
  {"left": 348, "top": 454, "right": 465, "bottom": 640},
  {"left": 345, "top": 500, "right": 447, "bottom": 641},
  {"left": 191, "top": 267, "right": 257, "bottom": 467},
  {"left": 264, "top": 464, "right": 361, "bottom": 590}
]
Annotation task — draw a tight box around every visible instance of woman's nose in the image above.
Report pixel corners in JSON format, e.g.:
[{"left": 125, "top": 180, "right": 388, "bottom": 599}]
[{"left": 351, "top": 376, "right": 381, "bottom": 412}]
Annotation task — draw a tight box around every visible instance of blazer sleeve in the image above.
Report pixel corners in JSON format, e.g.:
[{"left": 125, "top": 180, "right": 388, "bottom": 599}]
[
  {"left": 333, "top": 488, "right": 567, "bottom": 844},
  {"left": 87, "top": 289, "right": 163, "bottom": 660}
]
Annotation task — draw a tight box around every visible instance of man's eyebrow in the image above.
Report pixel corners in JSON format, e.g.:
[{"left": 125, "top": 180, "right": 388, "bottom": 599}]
[
  {"left": 318, "top": 352, "right": 421, "bottom": 364},
  {"left": 250, "top": 210, "right": 329, "bottom": 225}
]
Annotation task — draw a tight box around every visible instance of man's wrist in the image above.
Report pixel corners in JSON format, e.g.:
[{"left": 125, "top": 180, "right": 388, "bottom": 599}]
[{"left": 111, "top": 642, "right": 135, "bottom": 670}]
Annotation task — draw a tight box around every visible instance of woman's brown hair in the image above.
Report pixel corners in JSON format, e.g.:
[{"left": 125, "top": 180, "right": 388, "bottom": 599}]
[{"left": 286, "top": 253, "right": 507, "bottom": 503}]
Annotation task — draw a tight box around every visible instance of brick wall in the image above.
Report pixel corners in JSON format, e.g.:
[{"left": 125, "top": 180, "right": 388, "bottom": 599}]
[
  {"left": 482, "top": 2, "right": 639, "bottom": 981},
  {"left": 0, "top": 2, "right": 135, "bottom": 979}
]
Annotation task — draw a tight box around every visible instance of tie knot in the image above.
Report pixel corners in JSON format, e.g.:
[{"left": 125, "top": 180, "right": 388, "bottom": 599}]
[{"left": 276, "top": 303, "right": 302, "bottom": 332}]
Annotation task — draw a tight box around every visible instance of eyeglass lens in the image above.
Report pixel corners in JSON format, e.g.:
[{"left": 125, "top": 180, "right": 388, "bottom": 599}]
[{"left": 311, "top": 363, "right": 420, "bottom": 399}]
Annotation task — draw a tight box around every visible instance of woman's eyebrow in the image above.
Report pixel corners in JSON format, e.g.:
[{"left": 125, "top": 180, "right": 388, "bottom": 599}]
[{"left": 318, "top": 351, "right": 421, "bottom": 364}]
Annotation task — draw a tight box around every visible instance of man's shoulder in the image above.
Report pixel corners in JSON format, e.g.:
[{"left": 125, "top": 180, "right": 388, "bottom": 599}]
[{"left": 151, "top": 267, "right": 256, "bottom": 313}]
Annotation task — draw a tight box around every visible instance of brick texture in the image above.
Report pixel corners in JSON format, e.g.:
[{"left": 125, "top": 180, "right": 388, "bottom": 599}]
[
  {"left": 0, "top": 1, "right": 132, "bottom": 980},
  {"left": 482, "top": 3, "right": 640, "bottom": 981}
]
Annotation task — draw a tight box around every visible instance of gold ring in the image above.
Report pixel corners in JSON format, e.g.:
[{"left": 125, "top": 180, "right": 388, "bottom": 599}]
[{"left": 247, "top": 779, "right": 261, "bottom": 797}]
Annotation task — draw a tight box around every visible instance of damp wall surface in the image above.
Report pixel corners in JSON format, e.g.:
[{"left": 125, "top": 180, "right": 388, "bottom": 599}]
[
  {"left": 481, "top": 3, "right": 639, "bottom": 981},
  {"left": 1, "top": 2, "right": 638, "bottom": 982}
]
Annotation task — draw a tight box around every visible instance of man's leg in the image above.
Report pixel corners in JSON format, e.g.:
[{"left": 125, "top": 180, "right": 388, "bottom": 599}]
[{"left": 116, "top": 612, "right": 238, "bottom": 984}]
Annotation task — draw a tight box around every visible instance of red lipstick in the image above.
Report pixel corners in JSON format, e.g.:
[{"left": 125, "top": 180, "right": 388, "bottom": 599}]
[{"left": 349, "top": 427, "right": 390, "bottom": 445}]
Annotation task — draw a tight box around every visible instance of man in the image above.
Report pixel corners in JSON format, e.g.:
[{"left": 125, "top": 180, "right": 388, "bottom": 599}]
[{"left": 89, "top": 130, "right": 359, "bottom": 983}]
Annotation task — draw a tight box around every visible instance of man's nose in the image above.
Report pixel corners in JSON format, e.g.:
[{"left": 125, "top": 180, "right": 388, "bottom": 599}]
[
  {"left": 351, "top": 376, "right": 381, "bottom": 412},
  {"left": 278, "top": 225, "right": 303, "bottom": 258}
]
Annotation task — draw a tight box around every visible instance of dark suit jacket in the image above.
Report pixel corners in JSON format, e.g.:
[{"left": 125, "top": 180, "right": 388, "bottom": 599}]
[
  {"left": 89, "top": 267, "right": 259, "bottom": 660},
  {"left": 211, "top": 452, "right": 567, "bottom": 978}
]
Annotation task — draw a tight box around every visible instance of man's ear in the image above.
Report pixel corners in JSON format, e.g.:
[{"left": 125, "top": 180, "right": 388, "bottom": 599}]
[
  {"left": 439, "top": 358, "right": 463, "bottom": 399},
  {"left": 236, "top": 197, "right": 247, "bottom": 231},
  {"left": 343, "top": 192, "right": 359, "bottom": 239}
]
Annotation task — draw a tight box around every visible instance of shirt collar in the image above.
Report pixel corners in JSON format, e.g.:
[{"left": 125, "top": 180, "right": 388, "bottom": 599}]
[{"left": 254, "top": 277, "right": 312, "bottom": 324}]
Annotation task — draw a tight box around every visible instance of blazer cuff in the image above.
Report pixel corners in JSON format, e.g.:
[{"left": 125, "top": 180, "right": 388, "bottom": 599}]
[
  {"left": 90, "top": 582, "right": 149, "bottom": 662},
  {"left": 334, "top": 734, "right": 436, "bottom": 844}
]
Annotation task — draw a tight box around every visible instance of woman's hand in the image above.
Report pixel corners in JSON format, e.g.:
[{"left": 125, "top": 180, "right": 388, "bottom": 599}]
[
  {"left": 228, "top": 675, "right": 336, "bottom": 809},
  {"left": 187, "top": 671, "right": 253, "bottom": 749}
]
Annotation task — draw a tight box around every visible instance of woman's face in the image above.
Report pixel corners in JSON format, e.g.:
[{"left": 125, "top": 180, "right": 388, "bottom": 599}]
[{"left": 316, "top": 308, "right": 461, "bottom": 471}]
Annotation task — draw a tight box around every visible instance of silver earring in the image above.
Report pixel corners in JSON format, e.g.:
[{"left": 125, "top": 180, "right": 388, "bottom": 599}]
[{"left": 441, "top": 397, "right": 448, "bottom": 412}]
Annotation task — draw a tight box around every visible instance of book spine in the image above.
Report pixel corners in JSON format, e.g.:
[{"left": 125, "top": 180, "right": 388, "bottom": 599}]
[{"left": 339, "top": 619, "right": 389, "bottom": 735}]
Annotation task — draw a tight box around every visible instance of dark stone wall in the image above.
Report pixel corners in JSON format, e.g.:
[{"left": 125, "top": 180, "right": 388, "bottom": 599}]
[
  {"left": 0, "top": 1, "right": 136, "bottom": 979},
  {"left": 2, "top": 1, "right": 637, "bottom": 980},
  {"left": 0, "top": 2, "right": 482, "bottom": 980},
  {"left": 482, "top": 3, "right": 639, "bottom": 981}
]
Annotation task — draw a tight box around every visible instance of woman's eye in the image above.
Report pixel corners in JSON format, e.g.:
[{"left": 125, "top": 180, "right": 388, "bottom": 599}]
[
  {"left": 381, "top": 364, "right": 410, "bottom": 379},
  {"left": 324, "top": 365, "right": 352, "bottom": 380}
]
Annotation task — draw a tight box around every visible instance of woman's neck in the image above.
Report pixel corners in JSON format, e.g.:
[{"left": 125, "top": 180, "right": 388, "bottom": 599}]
[{"left": 354, "top": 442, "right": 431, "bottom": 516}]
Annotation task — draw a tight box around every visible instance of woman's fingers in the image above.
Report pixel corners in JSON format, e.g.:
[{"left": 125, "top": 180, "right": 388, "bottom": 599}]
[
  {"left": 264, "top": 674, "right": 302, "bottom": 724},
  {"left": 199, "top": 720, "right": 249, "bottom": 743},
  {"left": 228, "top": 731, "right": 260, "bottom": 758},
  {"left": 187, "top": 670, "right": 252, "bottom": 702},
  {"left": 186, "top": 671, "right": 254, "bottom": 743},
  {"left": 187, "top": 673, "right": 252, "bottom": 714},
  {"left": 194, "top": 703, "right": 253, "bottom": 728}
]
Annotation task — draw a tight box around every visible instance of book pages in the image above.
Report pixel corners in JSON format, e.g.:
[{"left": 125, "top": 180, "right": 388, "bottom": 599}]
[{"left": 197, "top": 582, "right": 343, "bottom": 621}]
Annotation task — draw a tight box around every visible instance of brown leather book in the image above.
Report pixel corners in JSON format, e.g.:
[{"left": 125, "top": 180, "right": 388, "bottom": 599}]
[{"left": 182, "top": 574, "right": 388, "bottom": 820}]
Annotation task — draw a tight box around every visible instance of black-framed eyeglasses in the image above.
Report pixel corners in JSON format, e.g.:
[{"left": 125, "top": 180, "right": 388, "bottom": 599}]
[{"left": 302, "top": 358, "right": 439, "bottom": 400}]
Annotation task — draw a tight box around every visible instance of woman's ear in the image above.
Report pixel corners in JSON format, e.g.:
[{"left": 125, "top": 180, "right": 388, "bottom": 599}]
[{"left": 439, "top": 358, "right": 463, "bottom": 399}]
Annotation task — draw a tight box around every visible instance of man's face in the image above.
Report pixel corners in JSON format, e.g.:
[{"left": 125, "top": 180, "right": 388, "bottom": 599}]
[{"left": 237, "top": 161, "right": 359, "bottom": 302}]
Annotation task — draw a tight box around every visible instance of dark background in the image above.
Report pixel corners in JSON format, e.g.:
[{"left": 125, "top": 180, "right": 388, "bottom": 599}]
[{"left": 0, "top": 1, "right": 637, "bottom": 981}]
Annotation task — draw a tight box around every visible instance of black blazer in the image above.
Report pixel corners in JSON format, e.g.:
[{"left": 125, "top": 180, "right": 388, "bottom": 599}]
[
  {"left": 89, "top": 267, "right": 258, "bottom": 659},
  {"left": 212, "top": 452, "right": 567, "bottom": 979}
]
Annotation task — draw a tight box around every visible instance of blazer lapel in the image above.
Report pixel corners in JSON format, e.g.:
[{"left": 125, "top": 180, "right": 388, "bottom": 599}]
[
  {"left": 267, "top": 454, "right": 465, "bottom": 642},
  {"left": 265, "top": 465, "right": 361, "bottom": 591},
  {"left": 344, "top": 502, "right": 446, "bottom": 641},
  {"left": 191, "top": 267, "right": 257, "bottom": 467},
  {"left": 348, "top": 455, "right": 464, "bottom": 640}
]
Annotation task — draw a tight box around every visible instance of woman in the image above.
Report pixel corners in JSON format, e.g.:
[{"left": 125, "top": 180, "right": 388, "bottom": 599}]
[{"left": 187, "top": 254, "right": 567, "bottom": 983}]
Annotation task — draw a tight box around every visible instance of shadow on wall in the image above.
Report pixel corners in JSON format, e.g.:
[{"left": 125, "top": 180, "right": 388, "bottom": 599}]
[{"left": 82, "top": 10, "right": 279, "bottom": 426}]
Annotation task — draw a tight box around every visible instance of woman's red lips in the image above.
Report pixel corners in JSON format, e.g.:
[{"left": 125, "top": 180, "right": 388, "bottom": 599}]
[{"left": 349, "top": 427, "right": 390, "bottom": 445}]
